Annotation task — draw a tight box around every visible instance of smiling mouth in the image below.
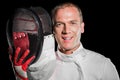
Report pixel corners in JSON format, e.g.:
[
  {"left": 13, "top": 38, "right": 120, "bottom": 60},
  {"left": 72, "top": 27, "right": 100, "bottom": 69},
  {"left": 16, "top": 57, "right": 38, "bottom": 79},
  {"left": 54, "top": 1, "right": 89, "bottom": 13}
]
[
  {"left": 62, "top": 37, "right": 73, "bottom": 42},
  {"left": 63, "top": 37, "right": 71, "bottom": 40}
]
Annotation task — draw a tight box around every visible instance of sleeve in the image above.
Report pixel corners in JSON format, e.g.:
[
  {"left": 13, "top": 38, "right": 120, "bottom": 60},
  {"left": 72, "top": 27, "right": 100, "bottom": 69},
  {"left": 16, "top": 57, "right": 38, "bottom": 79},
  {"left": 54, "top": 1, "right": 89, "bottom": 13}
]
[
  {"left": 27, "top": 50, "right": 56, "bottom": 80},
  {"left": 102, "top": 58, "right": 120, "bottom": 80},
  {"left": 27, "top": 35, "right": 56, "bottom": 80}
]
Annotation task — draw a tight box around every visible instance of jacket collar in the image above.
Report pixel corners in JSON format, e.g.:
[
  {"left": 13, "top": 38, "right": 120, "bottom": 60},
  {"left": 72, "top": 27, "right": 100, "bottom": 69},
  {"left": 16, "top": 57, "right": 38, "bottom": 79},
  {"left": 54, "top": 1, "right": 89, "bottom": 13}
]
[{"left": 56, "top": 43, "right": 87, "bottom": 62}]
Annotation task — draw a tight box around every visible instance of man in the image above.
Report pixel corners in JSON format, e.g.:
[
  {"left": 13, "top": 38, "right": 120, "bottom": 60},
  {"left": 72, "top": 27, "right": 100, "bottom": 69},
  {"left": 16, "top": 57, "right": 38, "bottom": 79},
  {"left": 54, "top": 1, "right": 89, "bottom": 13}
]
[
  {"left": 50, "top": 2, "right": 120, "bottom": 80},
  {"left": 8, "top": 2, "right": 119, "bottom": 80}
]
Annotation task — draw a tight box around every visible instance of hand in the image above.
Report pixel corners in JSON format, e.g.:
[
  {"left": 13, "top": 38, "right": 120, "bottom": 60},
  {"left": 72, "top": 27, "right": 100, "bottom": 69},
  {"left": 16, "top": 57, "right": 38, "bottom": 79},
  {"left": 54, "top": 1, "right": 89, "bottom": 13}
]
[{"left": 10, "top": 47, "right": 35, "bottom": 80}]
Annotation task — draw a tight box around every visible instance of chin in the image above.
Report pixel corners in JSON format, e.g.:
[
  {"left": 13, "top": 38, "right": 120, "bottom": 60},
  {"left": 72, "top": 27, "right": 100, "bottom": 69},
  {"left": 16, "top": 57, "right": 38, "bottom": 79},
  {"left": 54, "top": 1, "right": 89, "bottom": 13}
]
[{"left": 63, "top": 46, "right": 72, "bottom": 50}]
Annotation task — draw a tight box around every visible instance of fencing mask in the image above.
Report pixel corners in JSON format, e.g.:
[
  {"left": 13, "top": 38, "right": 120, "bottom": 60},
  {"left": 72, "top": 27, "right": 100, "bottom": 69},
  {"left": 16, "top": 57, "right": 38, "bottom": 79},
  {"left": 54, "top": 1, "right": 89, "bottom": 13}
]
[{"left": 6, "top": 7, "right": 53, "bottom": 64}]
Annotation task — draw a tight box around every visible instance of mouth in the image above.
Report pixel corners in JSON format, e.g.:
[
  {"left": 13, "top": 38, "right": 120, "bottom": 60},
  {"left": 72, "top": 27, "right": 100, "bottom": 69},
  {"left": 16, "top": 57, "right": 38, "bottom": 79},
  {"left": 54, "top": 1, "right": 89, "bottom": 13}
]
[{"left": 62, "top": 36, "right": 73, "bottom": 42}]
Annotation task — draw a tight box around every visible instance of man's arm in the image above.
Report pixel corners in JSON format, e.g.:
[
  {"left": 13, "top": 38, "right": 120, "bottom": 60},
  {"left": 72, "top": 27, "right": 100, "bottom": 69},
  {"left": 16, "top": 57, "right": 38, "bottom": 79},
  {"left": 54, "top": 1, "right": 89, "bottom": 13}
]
[{"left": 102, "top": 58, "right": 119, "bottom": 80}]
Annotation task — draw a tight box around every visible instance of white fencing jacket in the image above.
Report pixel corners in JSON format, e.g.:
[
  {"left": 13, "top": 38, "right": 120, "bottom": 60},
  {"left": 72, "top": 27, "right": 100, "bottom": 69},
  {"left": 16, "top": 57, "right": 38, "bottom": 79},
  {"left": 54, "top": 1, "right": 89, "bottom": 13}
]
[{"left": 28, "top": 40, "right": 119, "bottom": 80}]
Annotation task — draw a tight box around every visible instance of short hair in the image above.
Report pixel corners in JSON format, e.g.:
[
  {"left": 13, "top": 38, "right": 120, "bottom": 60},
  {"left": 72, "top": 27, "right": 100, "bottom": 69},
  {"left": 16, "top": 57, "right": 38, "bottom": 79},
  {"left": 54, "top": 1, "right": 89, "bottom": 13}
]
[{"left": 51, "top": 2, "right": 83, "bottom": 25}]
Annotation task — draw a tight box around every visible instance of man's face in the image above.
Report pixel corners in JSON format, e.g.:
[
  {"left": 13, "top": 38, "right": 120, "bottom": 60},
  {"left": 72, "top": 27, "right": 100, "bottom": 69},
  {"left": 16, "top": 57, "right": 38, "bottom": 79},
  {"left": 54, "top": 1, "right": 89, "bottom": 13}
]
[{"left": 53, "top": 6, "right": 84, "bottom": 54}]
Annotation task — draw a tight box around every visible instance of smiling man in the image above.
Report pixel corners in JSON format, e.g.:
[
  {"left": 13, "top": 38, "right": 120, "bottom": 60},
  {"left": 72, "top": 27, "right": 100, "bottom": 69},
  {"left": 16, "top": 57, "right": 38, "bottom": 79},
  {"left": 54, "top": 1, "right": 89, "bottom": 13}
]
[
  {"left": 7, "top": 2, "right": 119, "bottom": 80},
  {"left": 51, "top": 2, "right": 120, "bottom": 80},
  {"left": 53, "top": 3, "right": 84, "bottom": 55}
]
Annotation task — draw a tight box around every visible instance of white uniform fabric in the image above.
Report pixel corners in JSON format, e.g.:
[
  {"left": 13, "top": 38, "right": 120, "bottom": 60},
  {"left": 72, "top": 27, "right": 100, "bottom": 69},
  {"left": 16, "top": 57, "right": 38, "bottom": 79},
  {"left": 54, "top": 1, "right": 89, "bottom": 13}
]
[
  {"left": 28, "top": 34, "right": 56, "bottom": 80},
  {"left": 28, "top": 41, "right": 119, "bottom": 80}
]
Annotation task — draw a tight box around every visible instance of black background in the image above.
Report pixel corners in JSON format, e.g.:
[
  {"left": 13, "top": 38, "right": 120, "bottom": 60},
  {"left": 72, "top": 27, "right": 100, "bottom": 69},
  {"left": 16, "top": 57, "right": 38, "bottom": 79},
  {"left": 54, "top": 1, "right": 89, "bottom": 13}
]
[{"left": 0, "top": 0, "right": 119, "bottom": 79}]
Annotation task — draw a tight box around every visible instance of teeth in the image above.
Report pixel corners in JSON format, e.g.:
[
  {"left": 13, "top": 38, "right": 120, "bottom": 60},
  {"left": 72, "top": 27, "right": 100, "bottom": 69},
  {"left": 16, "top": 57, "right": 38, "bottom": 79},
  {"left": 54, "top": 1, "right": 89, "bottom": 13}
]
[{"left": 63, "top": 37, "right": 71, "bottom": 40}]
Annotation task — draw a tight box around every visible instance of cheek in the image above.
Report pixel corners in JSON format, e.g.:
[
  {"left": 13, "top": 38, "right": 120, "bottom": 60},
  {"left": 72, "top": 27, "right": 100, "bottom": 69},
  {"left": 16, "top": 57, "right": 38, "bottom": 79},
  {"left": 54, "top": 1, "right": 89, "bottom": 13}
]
[
  {"left": 54, "top": 32, "right": 61, "bottom": 42},
  {"left": 54, "top": 29, "right": 62, "bottom": 44},
  {"left": 54, "top": 28, "right": 62, "bottom": 37},
  {"left": 72, "top": 26, "right": 81, "bottom": 34},
  {"left": 73, "top": 27, "right": 81, "bottom": 41}
]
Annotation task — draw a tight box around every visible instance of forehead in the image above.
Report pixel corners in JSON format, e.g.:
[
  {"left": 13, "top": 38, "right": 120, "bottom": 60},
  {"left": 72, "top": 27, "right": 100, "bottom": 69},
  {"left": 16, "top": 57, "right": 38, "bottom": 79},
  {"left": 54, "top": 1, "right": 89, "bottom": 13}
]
[
  {"left": 56, "top": 6, "right": 79, "bottom": 15},
  {"left": 55, "top": 7, "right": 81, "bottom": 21}
]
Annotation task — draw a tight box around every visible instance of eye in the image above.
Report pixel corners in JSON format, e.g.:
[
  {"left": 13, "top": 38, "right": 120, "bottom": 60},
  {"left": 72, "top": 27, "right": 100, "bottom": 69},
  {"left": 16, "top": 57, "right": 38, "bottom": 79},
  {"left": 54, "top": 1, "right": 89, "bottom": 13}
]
[
  {"left": 55, "top": 22, "right": 64, "bottom": 27},
  {"left": 70, "top": 21, "right": 77, "bottom": 25}
]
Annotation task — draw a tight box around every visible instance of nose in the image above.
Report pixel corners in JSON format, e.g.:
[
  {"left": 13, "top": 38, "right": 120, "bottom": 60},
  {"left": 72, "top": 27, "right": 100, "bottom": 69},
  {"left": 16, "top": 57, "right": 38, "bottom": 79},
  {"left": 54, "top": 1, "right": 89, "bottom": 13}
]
[{"left": 62, "top": 24, "right": 71, "bottom": 34}]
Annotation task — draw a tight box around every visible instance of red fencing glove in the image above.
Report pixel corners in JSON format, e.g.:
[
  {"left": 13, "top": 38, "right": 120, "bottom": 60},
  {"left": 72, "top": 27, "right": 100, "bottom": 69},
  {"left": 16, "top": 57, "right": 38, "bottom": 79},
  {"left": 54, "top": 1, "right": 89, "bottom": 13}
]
[{"left": 9, "top": 47, "right": 35, "bottom": 80}]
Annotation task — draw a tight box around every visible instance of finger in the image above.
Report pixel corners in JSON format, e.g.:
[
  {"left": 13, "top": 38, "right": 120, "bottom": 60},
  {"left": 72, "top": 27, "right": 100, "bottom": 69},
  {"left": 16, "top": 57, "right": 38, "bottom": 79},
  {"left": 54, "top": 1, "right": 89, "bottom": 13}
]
[
  {"left": 22, "top": 56, "right": 35, "bottom": 71},
  {"left": 18, "top": 49, "right": 30, "bottom": 64},
  {"left": 14, "top": 47, "right": 21, "bottom": 64}
]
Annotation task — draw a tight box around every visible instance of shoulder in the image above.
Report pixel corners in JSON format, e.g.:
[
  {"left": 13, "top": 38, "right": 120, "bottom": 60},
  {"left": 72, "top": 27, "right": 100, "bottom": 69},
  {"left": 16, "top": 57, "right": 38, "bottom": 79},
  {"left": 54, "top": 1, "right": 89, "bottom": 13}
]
[
  {"left": 83, "top": 49, "right": 119, "bottom": 79},
  {"left": 83, "top": 48, "right": 109, "bottom": 64},
  {"left": 82, "top": 48, "right": 116, "bottom": 72}
]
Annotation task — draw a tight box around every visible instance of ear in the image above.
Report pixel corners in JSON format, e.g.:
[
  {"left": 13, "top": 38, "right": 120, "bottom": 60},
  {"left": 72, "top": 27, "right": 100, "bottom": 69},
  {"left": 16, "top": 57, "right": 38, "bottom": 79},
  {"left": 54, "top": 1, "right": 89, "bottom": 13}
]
[{"left": 80, "top": 22, "right": 85, "bottom": 33}]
